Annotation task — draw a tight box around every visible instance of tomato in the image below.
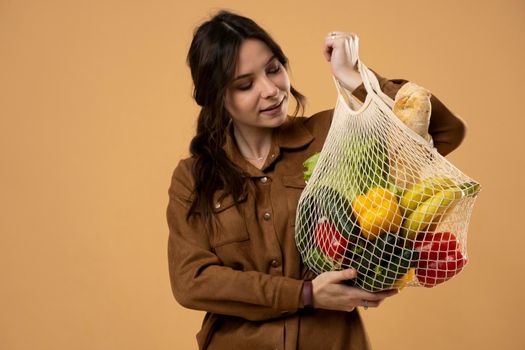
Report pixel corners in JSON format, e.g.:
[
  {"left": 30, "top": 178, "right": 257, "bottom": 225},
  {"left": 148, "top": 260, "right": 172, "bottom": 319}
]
[{"left": 314, "top": 219, "right": 349, "bottom": 260}]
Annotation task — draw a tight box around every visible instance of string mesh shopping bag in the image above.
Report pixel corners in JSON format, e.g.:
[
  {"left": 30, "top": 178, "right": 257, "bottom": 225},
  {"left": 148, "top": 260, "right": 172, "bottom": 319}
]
[{"left": 295, "top": 35, "right": 481, "bottom": 291}]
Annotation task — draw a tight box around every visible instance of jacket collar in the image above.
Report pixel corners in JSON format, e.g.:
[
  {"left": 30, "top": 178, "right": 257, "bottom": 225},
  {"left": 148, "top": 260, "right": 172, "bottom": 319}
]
[
  {"left": 223, "top": 116, "right": 314, "bottom": 176},
  {"left": 276, "top": 116, "right": 315, "bottom": 149}
]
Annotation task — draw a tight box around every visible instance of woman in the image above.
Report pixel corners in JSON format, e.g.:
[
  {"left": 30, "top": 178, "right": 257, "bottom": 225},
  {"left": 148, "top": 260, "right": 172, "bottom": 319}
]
[{"left": 167, "top": 10, "right": 465, "bottom": 350}]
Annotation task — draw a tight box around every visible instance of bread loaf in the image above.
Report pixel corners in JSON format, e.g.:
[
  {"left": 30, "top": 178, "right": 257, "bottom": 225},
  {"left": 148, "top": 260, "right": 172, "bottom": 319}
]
[{"left": 393, "top": 82, "right": 432, "bottom": 143}]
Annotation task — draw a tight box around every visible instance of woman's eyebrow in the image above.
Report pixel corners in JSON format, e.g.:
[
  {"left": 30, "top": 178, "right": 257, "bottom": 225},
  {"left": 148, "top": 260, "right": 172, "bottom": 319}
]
[{"left": 231, "top": 55, "right": 277, "bottom": 82}]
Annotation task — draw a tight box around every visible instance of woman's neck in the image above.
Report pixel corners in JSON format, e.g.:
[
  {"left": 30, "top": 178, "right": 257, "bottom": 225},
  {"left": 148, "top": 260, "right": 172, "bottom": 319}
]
[{"left": 233, "top": 123, "right": 273, "bottom": 167}]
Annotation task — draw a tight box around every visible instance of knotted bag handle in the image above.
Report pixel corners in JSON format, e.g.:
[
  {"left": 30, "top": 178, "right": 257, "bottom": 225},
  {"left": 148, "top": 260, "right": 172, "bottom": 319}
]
[{"left": 333, "top": 33, "right": 395, "bottom": 111}]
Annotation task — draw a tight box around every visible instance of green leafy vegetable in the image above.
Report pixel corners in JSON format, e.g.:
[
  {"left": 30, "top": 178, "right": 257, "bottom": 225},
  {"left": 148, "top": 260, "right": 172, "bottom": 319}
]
[{"left": 303, "top": 152, "right": 320, "bottom": 182}]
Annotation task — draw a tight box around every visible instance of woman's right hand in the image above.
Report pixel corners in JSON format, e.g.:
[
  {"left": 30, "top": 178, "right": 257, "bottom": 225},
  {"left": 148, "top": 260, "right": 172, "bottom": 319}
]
[
  {"left": 312, "top": 269, "right": 398, "bottom": 312},
  {"left": 323, "top": 32, "right": 362, "bottom": 92}
]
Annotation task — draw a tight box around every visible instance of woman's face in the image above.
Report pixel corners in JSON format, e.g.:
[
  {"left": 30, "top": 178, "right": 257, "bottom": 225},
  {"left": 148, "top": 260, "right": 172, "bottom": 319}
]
[{"left": 224, "top": 39, "right": 290, "bottom": 132}]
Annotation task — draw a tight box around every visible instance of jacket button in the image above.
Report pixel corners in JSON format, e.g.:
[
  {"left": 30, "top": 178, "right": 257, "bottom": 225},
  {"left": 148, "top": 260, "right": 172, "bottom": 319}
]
[
  {"left": 263, "top": 212, "right": 271, "bottom": 221},
  {"left": 271, "top": 260, "right": 280, "bottom": 268},
  {"left": 260, "top": 176, "right": 268, "bottom": 183}
]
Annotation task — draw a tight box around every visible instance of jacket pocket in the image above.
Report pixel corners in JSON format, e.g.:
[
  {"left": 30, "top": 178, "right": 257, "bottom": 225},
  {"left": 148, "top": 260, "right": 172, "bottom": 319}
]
[
  {"left": 281, "top": 174, "right": 306, "bottom": 227},
  {"left": 211, "top": 190, "right": 249, "bottom": 247}
]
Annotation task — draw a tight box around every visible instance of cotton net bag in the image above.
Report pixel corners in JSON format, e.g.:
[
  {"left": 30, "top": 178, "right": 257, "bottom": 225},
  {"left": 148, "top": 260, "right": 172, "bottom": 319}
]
[{"left": 295, "top": 34, "right": 481, "bottom": 291}]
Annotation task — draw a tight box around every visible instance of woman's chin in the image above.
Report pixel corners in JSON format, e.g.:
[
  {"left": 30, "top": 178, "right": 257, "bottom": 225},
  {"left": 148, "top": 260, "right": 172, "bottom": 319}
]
[
  {"left": 259, "top": 101, "right": 289, "bottom": 126},
  {"left": 260, "top": 113, "right": 287, "bottom": 128}
]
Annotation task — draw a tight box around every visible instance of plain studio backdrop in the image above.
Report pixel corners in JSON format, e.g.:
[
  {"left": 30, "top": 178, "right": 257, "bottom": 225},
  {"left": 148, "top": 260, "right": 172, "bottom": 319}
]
[{"left": 1, "top": 0, "right": 523, "bottom": 349}]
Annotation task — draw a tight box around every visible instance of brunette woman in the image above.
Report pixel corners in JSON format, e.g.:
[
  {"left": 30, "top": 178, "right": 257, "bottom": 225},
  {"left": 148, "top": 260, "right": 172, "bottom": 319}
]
[{"left": 167, "top": 10, "right": 464, "bottom": 350}]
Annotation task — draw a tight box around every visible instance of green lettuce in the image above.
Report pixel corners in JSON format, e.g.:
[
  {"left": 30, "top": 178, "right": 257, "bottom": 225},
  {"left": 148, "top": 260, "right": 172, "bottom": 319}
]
[{"left": 303, "top": 152, "right": 320, "bottom": 182}]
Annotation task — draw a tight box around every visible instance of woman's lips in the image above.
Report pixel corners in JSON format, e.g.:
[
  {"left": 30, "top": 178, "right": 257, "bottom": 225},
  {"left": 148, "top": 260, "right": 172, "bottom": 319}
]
[{"left": 260, "top": 98, "right": 285, "bottom": 115}]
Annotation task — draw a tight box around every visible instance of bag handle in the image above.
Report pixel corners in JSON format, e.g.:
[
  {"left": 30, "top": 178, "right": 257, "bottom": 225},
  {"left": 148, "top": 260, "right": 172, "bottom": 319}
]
[
  {"left": 333, "top": 34, "right": 394, "bottom": 109},
  {"left": 360, "top": 61, "right": 394, "bottom": 109}
]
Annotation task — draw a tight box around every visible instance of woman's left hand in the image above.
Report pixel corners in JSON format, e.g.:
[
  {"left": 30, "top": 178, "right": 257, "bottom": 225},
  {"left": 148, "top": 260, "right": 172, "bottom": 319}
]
[{"left": 323, "top": 32, "right": 363, "bottom": 92}]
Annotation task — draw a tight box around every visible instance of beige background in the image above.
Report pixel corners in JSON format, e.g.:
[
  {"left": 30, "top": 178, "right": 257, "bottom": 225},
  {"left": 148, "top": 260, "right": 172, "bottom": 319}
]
[{"left": 1, "top": 0, "right": 523, "bottom": 349}]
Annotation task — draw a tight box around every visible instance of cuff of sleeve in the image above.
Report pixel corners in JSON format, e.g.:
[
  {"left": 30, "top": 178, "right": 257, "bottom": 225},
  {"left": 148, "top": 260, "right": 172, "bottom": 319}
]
[
  {"left": 276, "top": 277, "right": 304, "bottom": 314},
  {"left": 351, "top": 82, "right": 368, "bottom": 103}
]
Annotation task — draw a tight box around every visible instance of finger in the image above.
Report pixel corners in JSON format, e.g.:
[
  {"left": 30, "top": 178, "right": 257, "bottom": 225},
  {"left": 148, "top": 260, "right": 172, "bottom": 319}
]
[
  {"left": 322, "top": 41, "right": 339, "bottom": 62},
  {"left": 325, "top": 31, "right": 346, "bottom": 41},
  {"left": 350, "top": 288, "right": 398, "bottom": 302},
  {"left": 323, "top": 35, "right": 339, "bottom": 62},
  {"left": 325, "top": 269, "right": 357, "bottom": 283},
  {"left": 325, "top": 31, "right": 338, "bottom": 40},
  {"left": 360, "top": 299, "right": 380, "bottom": 309},
  {"left": 323, "top": 44, "right": 333, "bottom": 61},
  {"left": 324, "top": 32, "right": 346, "bottom": 51},
  {"left": 365, "top": 289, "right": 399, "bottom": 301},
  {"left": 326, "top": 32, "right": 355, "bottom": 45},
  {"left": 378, "top": 289, "right": 400, "bottom": 298},
  {"left": 323, "top": 36, "right": 347, "bottom": 63}
]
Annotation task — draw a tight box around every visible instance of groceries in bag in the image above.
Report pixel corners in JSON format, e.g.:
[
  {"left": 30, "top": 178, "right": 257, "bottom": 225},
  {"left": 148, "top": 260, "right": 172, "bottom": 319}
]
[{"left": 295, "top": 35, "right": 481, "bottom": 291}]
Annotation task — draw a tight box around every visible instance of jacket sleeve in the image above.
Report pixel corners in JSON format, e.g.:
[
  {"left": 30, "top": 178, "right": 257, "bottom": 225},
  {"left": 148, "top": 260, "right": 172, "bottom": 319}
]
[
  {"left": 351, "top": 69, "right": 466, "bottom": 156},
  {"left": 166, "top": 161, "right": 304, "bottom": 321}
]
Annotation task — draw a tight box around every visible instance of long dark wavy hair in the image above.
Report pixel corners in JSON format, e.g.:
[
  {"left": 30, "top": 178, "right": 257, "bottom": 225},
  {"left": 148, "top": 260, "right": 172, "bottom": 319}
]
[{"left": 186, "top": 10, "right": 306, "bottom": 230}]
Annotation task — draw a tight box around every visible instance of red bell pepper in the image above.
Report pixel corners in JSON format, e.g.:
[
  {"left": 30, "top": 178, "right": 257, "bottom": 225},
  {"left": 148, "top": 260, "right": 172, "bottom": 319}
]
[
  {"left": 414, "top": 232, "right": 467, "bottom": 287},
  {"left": 415, "top": 232, "right": 458, "bottom": 260},
  {"left": 314, "top": 218, "right": 349, "bottom": 260}
]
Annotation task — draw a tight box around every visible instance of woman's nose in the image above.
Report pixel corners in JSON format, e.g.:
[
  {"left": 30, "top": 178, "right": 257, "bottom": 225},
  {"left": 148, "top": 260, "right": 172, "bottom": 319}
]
[{"left": 260, "top": 77, "right": 279, "bottom": 98}]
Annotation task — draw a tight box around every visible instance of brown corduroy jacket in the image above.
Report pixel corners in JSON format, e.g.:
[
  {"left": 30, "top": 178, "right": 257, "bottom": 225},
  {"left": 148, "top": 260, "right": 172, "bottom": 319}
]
[{"left": 167, "top": 71, "right": 465, "bottom": 350}]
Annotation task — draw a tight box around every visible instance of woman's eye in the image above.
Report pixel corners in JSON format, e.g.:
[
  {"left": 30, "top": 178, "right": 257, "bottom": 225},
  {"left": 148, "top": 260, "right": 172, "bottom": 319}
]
[
  {"left": 237, "top": 82, "right": 252, "bottom": 91},
  {"left": 268, "top": 64, "right": 281, "bottom": 74}
]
